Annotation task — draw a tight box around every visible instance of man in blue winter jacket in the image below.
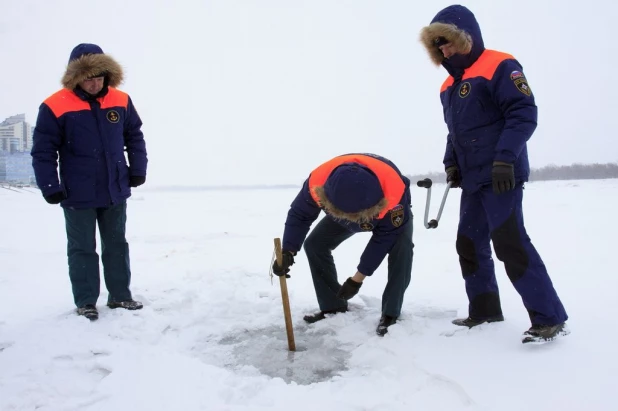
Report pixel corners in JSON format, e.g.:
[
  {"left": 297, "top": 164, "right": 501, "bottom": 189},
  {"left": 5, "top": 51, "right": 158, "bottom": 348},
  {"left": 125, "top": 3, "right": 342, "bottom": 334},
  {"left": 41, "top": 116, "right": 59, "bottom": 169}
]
[
  {"left": 31, "top": 43, "right": 147, "bottom": 321},
  {"left": 420, "top": 5, "right": 568, "bottom": 343},
  {"left": 272, "top": 154, "right": 414, "bottom": 336}
]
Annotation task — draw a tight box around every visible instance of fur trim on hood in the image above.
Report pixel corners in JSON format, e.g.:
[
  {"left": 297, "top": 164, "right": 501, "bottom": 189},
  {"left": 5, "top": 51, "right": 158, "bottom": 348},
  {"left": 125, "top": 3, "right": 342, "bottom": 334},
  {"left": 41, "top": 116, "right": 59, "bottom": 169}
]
[
  {"left": 313, "top": 185, "right": 387, "bottom": 224},
  {"left": 62, "top": 53, "right": 124, "bottom": 90},
  {"left": 419, "top": 22, "right": 472, "bottom": 66}
]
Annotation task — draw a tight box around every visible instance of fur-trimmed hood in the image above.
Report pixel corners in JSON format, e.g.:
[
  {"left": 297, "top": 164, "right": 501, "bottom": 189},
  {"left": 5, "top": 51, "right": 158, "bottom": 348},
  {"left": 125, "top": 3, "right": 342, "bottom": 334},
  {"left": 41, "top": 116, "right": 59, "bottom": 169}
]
[
  {"left": 419, "top": 5, "right": 485, "bottom": 76},
  {"left": 313, "top": 186, "right": 387, "bottom": 224},
  {"left": 62, "top": 43, "right": 124, "bottom": 90}
]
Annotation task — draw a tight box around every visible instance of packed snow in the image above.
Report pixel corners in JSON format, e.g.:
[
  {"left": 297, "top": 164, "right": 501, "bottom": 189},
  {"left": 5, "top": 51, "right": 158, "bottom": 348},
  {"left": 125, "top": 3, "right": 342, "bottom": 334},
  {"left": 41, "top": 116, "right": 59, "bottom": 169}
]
[{"left": 1, "top": 179, "right": 616, "bottom": 410}]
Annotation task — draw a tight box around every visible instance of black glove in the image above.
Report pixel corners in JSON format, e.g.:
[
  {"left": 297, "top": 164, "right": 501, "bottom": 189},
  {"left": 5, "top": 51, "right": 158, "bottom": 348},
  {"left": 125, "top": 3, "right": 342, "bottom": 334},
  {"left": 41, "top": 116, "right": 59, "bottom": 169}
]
[
  {"left": 129, "top": 175, "right": 146, "bottom": 187},
  {"left": 272, "top": 251, "right": 295, "bottom": 278},
  {"left": 44, "top": 191, "right": 66, "bottom": 204},
  {"left": 492, "top": 162, "right": 515, "bottom": 194},
  {"left": 445, "top": 166, "right": 461, "bottom": 188},
  {"left": 336, "top": 277, "right": 362, "bottom": 300}
]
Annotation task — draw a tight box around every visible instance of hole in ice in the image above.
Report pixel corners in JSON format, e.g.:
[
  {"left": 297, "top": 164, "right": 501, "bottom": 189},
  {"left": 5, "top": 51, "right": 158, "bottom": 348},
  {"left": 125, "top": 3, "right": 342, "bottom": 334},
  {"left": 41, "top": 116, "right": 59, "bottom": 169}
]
[{"left": 218, "top": 325, "right": 350, "bottom": 385}]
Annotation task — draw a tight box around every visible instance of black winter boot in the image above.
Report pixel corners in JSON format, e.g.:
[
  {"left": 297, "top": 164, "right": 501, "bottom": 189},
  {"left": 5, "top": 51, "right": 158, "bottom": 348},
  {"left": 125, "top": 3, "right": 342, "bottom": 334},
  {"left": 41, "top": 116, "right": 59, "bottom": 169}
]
[
  {"left": 522, "top": 323, "right": 569, "bottom": 344},
  {"left": 76, "top": 304, "right": 98, "bottom": 321},
  {"left": 452, "top": 315, "right": 504, "bottom": 328},
  {"left": 376, "top": 315, "right": 397, "bottom": 336},
  {"left": 107, "top": 299, "right": 143, "bottom": 310},
  {"left": 303, "top": 307, "right": 347, "bottom": 324}
]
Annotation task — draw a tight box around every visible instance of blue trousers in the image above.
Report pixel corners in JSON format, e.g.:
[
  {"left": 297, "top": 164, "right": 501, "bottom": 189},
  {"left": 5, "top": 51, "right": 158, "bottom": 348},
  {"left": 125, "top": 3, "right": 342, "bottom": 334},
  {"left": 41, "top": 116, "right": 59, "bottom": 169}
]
[
  {"left": 456, "top": 184, "right": 568, "bottom": 326},
  {"left": 303, "top": 216, "right": 414, "bottom": 318},
  {"left": 63, "top": 201, "right": 133, "bottom": 307}
]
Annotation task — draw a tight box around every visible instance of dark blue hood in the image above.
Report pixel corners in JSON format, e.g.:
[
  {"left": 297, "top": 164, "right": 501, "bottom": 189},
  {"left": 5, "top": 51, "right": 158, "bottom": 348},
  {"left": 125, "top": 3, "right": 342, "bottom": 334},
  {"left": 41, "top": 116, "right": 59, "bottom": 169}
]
[
  {"left": 431, "top": 5, "right": 485, "bottom": 78},
  {"left": 62, "top": 43, "right": 124, "bottom": 90},
  {"left": 68, "top": 43, "right": 104, "bottom": 64}
]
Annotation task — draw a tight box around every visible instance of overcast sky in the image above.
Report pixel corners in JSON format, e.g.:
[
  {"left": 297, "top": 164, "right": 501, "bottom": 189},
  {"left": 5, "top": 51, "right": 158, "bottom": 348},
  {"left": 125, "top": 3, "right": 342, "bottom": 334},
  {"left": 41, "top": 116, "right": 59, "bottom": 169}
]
[{"left": 1, "top": 0, "right": 614, "bottom": 186}]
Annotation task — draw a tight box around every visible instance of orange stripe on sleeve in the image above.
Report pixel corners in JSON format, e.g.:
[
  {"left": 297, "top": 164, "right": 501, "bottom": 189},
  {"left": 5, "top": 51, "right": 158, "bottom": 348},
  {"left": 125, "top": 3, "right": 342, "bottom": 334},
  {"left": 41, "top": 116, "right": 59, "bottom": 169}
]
[
  {"left": 463, "top": 50, "right": 514, "bottom": 81},
  {"left": 440, "top": 77, "right": 454, "bottom": 93},
  {"left": 100, "top": 88, "right": 129, "bottom": 109},
  {"left": 44, "top": 89, "right": 90, "bottom": 118},
  {"left": 439, "top": 50, "right": 515, "bottom": 93},
  {"left": 44, "top": 87, "right": 130, "bottom": 118}
]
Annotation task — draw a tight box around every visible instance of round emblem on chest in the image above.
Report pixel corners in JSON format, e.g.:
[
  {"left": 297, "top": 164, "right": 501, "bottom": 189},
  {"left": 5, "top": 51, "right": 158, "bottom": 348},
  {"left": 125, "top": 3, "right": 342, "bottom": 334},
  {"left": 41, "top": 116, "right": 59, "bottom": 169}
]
[
  {"left": 459, "top": 82, "right": 471, "bottom": 98},
  {"left": 106, "top": 110, "right": 120, "bottom": 123}
]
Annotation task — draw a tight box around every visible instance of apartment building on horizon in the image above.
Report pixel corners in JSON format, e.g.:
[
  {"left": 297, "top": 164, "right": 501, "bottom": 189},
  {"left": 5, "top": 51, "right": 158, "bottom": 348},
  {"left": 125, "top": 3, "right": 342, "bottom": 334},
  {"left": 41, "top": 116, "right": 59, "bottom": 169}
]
[
  {"left": 0, "top": 113, "right": 33, "bottom": 153},
  {"left": 0, "top": 114, "right": 35, "bottom": 183}
]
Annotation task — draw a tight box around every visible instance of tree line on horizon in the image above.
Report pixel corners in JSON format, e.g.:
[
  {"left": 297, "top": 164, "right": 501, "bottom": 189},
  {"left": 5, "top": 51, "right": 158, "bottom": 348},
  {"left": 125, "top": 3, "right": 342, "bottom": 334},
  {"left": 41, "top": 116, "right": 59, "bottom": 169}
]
[
  {"left": 407, "top": 162, "right": 618, "bottom": 184},
  {"left": 3, "top": 162, "right": 616, "bottom": 193}
]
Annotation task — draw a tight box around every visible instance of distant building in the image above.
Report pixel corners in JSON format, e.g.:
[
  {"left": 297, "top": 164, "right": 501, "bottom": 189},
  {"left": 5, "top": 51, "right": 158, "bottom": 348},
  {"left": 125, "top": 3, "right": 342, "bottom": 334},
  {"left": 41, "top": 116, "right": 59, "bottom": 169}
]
[
  {"left": 0, "top": 114, "right": 35, "bottom": 183},
  {"left": 0, "top": 152, "right": 35, "bottom": 184},
  {"left": 0, "top": 114, "right": 33, "bottom": 153},
  {"left": 0, "top": 154, "right": 5, "bottom": 181}
]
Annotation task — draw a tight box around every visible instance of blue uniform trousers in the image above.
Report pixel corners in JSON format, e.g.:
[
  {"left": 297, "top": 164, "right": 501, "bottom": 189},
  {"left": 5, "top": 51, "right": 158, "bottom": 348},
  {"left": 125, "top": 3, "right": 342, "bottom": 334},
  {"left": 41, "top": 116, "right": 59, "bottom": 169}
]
[
  {"left": 63, "top": 201, "right": 133, "bottom": 307},
  {"left": 456, "top": 184, "right": 567, "bottom": 325},
  {"left": 303, "top": 216, "right": 414, "bottom": 318}
]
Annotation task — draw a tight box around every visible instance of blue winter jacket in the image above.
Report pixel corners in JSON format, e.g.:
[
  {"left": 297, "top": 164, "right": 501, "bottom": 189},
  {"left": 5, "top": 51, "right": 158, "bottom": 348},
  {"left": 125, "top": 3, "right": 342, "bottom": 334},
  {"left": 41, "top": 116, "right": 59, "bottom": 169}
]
[
  {"left": 282, "top": 154, "right": 412, "bottom": 276},
  {"left": 31, "top": 89, "right": 146, "bottom": 208},
  {"left": 431, "top": 5, "right": 537, "bottom": 191},
  {"left": 31, "top": 44, "right": 147, "bottom": 209}
]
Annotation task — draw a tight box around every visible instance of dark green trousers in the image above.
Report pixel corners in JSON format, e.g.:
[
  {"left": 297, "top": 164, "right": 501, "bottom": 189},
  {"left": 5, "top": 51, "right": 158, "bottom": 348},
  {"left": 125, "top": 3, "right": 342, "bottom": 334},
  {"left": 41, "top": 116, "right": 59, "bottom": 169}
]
[
  {"left": 63, "top": 201, "right": 132, "bottom": 307},
  {"left": 303, "top": 216, "right": 414, "bottom": 318}
]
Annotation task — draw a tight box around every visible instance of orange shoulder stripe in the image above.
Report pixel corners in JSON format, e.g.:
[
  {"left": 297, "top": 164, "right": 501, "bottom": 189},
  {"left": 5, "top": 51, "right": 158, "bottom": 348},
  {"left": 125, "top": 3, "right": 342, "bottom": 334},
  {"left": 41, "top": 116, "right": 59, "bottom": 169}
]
[
  {"left": 439, "top": 49, "right": 515, "bottom": 93},
  {"left": 440, "top": 77, "right": 454, "bottom": 93},
  {"left": 44, "top": 89, "right": 90, "bottom": 118},
  {"left": 463, "top": 49, "right": 514, "bottom": 81},
  {"left": 43, "top": 88, "right": 130, "bottom": 118},
  {"left": 308, "top": 154, "right": 405, "bottom": 219},
  {"left": 101, "top": 88, "right": 129, "bottom": 109}
]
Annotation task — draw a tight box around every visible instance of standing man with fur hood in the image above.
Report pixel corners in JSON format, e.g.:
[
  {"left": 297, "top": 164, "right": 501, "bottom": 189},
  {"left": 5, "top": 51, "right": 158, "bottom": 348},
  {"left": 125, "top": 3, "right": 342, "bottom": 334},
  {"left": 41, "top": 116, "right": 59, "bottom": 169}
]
[
  {"left": 31, "top": 43, "right": 147, "bottom": 321},
  {"left": 420, "top": 5, "right": 568, "bottom": 343},
  {"left": 272, "top": 153, "right": 413, "bottom": 336}
]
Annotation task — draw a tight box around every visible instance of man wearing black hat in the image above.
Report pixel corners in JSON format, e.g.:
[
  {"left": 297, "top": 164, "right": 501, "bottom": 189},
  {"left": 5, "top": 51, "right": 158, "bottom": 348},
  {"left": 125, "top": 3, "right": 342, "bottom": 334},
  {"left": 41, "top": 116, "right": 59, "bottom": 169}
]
[
  {"left": 31, "top": 43, "right": 148, "bottom": 321},
  {"left": 273, "top": 153, "right": 413, "bottom": 336}
]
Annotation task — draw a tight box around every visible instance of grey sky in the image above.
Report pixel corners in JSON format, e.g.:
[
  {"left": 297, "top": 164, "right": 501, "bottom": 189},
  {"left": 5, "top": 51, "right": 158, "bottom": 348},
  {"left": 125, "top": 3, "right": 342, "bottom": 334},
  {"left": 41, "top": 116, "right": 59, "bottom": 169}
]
[{"left": 1, "top": 0, "right": 614, "bottom": 186}]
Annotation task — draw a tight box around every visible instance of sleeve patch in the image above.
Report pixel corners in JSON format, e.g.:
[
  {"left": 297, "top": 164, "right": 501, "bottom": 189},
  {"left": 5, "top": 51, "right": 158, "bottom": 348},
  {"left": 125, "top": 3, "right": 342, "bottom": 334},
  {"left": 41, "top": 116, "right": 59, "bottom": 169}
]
[
  {"left": 510, "top": 70, "right": 525, "bottom": 80},
  {"left": 390, "top": 204, "right": 405, "bottom": 227},
  {"left": 514, "top": 78, "right": 532, "bottom": 96}
]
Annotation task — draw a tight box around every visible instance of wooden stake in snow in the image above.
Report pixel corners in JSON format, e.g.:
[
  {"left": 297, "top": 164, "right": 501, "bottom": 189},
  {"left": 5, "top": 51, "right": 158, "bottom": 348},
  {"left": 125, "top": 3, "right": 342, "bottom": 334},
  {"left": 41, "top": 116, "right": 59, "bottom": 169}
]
[{"left": 274, "top": 238, "right": 296, "bottom": 351}]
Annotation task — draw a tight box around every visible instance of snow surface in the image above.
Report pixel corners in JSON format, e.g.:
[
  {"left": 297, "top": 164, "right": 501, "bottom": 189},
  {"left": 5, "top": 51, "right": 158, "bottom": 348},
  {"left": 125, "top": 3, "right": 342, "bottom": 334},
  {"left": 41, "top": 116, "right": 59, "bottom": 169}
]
[{"left": 1, "top": 180, "right": 616, "bottom": 410}]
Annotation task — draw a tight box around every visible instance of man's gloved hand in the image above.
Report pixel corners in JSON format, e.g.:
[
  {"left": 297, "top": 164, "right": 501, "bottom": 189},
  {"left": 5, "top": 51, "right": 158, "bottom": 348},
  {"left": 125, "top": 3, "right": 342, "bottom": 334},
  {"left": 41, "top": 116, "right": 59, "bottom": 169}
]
[
  {"left": 44, "top": 191, "right": 66, "bottom": 204},
  {"left": 445, "top": 166, "right": 461, "bottom": 188},
  {"left": 129, "top": 175, "right": 146, "bottom": 187},
  {"left": 336, "top": 277, "right": 363, "bottom": 300},
  {"left": 492, "top": 162, "right": 515, "bottom": 194},
  {"left": 272, "top": 250, "right": 295, "bottom": 278}
]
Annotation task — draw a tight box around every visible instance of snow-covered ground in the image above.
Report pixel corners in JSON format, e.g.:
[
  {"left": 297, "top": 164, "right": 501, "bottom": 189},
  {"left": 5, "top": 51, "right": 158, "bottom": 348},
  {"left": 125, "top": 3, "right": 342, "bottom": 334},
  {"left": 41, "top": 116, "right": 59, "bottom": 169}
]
[{"left": 1, "top": 179, "right": 616, "bottom": 410}]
